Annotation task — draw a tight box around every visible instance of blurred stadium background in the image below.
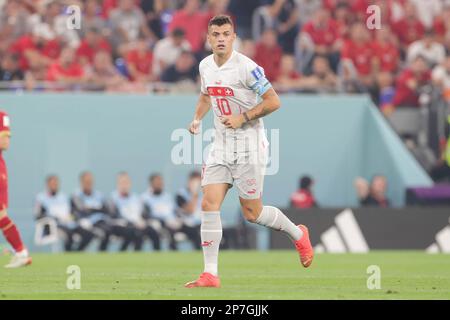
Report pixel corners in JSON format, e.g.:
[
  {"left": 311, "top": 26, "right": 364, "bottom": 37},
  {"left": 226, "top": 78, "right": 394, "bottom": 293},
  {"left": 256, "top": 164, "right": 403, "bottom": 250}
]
[{"left": 0, "top": 0, "right": 450, "bottom": 255}]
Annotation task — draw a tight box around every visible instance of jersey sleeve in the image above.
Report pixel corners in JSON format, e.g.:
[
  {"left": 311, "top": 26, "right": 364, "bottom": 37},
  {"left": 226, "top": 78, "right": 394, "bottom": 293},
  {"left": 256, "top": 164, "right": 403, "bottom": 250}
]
[
  {"left": 244, "top": 59, "right": 272, "bottom": 96},
  {"left": 199, "top": 61, "right": 208, "bottom": 95}
]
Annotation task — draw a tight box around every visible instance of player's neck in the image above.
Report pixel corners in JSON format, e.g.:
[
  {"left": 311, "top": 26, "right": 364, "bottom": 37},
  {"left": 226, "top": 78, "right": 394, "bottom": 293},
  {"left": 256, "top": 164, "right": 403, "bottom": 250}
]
[{"left": 213, "top": 50, "right": 233, "bottom": 67}]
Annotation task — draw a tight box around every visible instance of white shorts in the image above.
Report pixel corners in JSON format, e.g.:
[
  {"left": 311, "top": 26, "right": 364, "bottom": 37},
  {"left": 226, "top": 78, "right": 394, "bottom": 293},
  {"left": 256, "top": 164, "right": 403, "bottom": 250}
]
[{"left": 201, "top": 147, "right": 268, "bottom": 199}]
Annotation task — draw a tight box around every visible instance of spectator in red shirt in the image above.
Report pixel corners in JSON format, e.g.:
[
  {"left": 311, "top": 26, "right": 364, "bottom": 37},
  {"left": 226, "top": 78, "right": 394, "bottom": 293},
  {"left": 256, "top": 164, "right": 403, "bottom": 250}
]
[
  {"left": 76, "top": 27, "right": 112, "bottom": 66},
  {"left": 125, "top": 39, "right": 154, "bottom": 82},
  {"left": 290, "top": 176, "right": 318, "bottom": 209},
  {"left": 383, "top": 55, "right": 431, "bottom": 115},
  {"left": 273, "top": 54, "right": 303, "bottom": 93},
  {"left": 168, "top": 0, "right": 208, "bottom": 54},
  {"left": 432, "top": 4, "right": 450, "bottom": 42},
  {"left": 372, "top": 26, "right": 400, "bottom": 74},
  {"left": 392, "top": 2, "right": 425, "bottom": 49},
  {"left": 46, "top": 47, "right": 85, "bottom": 84},
  {"left": 333, "top": 2, "right": 352, "bottom": 41},
  {"left": 340, "top": 23, "right": 375, "bottom": 92},
  {"left": 300, "top": 8, "right": 341, "bottom": 72},
  {"left": 9, "top": 24, "right": 60, "bottom": 71},
  {"left": 254, "top": 28, "right": 282, "bottom": 82}
]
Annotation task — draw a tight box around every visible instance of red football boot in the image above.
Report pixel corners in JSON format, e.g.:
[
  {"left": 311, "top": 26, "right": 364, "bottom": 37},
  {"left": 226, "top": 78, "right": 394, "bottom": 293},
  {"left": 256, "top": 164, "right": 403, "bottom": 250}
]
[
  {"left": 184, "top": 272, "right": 221, "bottom": 288},
  {"left": 294, "top": 225, "right": 314, "bottom": 268}
]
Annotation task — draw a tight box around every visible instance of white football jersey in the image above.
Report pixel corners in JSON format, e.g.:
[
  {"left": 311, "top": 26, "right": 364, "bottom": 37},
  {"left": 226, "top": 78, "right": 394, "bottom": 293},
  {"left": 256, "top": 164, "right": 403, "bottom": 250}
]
[{"left": 199, "top": 50, "right": 272, "bottom": 155}]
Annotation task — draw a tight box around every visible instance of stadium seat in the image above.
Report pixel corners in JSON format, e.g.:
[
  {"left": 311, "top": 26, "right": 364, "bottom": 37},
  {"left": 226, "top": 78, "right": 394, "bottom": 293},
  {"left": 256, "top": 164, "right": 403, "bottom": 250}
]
[{"left": 388, "top": 107, "right": 425, "bottom": 137}]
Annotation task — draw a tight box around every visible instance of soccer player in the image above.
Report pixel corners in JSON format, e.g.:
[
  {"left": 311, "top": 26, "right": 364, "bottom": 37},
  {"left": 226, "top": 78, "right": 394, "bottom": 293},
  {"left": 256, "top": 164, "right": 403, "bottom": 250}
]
[
  {"left": 185, "top": 15, "right": 314, "bottom": 288},
  {"left": 0, "top": 111, "right": 32, "bottom": 268}
]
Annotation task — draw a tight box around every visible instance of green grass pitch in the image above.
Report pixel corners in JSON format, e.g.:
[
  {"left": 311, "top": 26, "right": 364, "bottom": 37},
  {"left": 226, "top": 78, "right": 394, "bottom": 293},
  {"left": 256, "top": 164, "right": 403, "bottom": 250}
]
[{"left": 0, "top": 251, "right": 449, "bottom": 299}]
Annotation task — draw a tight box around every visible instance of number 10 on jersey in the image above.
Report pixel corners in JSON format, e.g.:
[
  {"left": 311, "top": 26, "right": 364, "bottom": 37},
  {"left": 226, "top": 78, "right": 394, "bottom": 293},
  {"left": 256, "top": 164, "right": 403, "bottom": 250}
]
[{"left": 216, "top": 98, "right": 232, "bottom": 116}]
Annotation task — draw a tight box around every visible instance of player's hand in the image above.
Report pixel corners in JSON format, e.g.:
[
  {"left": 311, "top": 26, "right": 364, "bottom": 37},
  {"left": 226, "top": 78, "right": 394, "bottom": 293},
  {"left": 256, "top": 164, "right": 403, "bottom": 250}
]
[
  {"left": 189, "top": 119, "right": 201, "bottom": 134},
  {"left": 220, "top": 114, "right": 245, "bottom": 129}
]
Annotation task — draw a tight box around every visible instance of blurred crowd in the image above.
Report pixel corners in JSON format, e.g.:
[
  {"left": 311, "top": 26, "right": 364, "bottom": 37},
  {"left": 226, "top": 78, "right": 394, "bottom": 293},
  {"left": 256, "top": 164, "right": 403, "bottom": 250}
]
[{"left": 0, "top": 0, "right": 449, "bottom": 108}]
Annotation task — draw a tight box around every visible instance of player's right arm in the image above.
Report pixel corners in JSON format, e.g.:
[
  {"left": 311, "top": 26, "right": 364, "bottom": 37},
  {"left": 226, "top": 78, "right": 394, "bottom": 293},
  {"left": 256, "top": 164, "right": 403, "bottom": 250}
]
[
  {"left": 189, "top": 92, "right": 211, "bottom": 135},
  {"left": 189, "top": 59, "right": 211, "bottom": 135}
]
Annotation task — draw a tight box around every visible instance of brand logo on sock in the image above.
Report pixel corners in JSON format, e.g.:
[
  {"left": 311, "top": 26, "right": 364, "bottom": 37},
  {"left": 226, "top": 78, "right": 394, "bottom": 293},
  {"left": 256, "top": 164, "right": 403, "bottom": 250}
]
[{"left": 201, "top": 240, "right": 214, "bottom": 247}]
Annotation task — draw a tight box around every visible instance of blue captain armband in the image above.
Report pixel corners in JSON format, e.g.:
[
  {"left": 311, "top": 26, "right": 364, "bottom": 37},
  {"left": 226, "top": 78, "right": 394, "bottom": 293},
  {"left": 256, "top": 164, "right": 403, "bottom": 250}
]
[{"left": 250, "top": 67, "right": 272, "bottom": 96}]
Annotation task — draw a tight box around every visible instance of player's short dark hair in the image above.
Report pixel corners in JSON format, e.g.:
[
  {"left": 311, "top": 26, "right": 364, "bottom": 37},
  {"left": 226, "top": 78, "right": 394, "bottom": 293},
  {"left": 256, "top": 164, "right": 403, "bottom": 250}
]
[
  {"left": 46, "top": 174, "right": 58, "bottom": 183},
  {"left": 149, "top": 173, "right": 161, "bottom": 183},
  {"left": 79, "top": 171, "right": 92, "bottom": 180},
  {"left": 300, "top": 176, "right": 313, "bottom": 190},
  {"left": 208, "top": 15, "right": 234, "bottom": 29},
  {"left": 117, "top": 171, "right": 129, "bottom": 178},
  {"left": 189, "top": 170, "right": 201, "bottom": 180}
]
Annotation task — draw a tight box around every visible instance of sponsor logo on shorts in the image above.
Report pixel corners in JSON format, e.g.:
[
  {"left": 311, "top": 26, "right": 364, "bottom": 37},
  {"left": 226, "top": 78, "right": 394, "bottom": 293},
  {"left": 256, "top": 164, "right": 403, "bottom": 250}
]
[
  {"left": 247, "top": 189, "right": 256, "bottom": 195},
  {"left": 246, "top": 179, "right": 256, "bottom": 186}
]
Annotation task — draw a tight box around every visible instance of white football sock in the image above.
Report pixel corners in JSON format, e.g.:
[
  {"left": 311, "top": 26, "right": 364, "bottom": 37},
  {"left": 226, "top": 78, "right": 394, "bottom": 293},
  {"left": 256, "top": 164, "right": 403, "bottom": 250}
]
[
  {"left": 255, "top": 206, "right": 303, "bottom": 241},
  {"left": 16, "top": 248, "right": 28, "bottom": 257},
  {"left": 201, "top": 211, "right": 222, "bottom": 276}
]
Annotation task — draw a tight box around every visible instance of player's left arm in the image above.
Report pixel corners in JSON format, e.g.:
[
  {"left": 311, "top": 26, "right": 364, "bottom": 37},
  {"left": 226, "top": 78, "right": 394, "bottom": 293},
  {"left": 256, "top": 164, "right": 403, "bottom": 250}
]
[{"left": 221, "top": 88, "right": 281, "bottom": 129}]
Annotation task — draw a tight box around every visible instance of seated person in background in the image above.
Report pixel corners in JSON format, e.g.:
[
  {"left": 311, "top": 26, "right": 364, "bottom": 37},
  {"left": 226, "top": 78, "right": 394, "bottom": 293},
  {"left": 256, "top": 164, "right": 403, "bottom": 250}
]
[
  {"left": 9, "top": 23, "right": 61, "bottom": 73},
  {"left": 0, "top": 54, "right": 24, "bottom": 82},
  {"left": 125, "top": 38, "right": 155, "bottom": 83},
  {"left": 300, "top": 55, "right": 337, "bottom": 93},
  {"left": 46, "top": 47, "right": 86, "bottom": 86},
  {"left": 175, "top": 171, "right": 202, "bottom": 250},
  {"left": 273, "top": 55, "right": 303, "bottom": 93},
  {"left": 254, "top": 28, "right": 283, "bottom": 82},
  {"left": 153, "top": 28, "right": 191, "bottom": 79},
  {"left": 108, "top": 172, "right": 160, "bottom": 251},
  {"left": 71, "top": 171, "right": 112, "bottom": 251},
  {"left": 300, "top": 8, "right": 341, "bottom": 73},
  {"left": 76, "top": 27, "right": 112, "bottom": 67},
  {"left": 407, "top": 29, "right": 445, "bottom": 68},
  {"left": 290, "top": 175, "right": 318, "bottom": 209},
  {"left": 382, "top": 55, "right": 432, "bottom": 116},
  {"left": 340, "top": 23, "right": 375, "bottom": 93},
  {"left": 354, "top": 175, "right": 391, "bottom": 207},
  {"left": 160, "top": 50, "right": 198, "bottom": 84},
  {"left": 141, "top": 173, "right": 177, "bottom": 250},
  {"left": 85, "top": 51, "right": 143, "bottom": 93},
  {"left": 34, "top": 175, "right": 94, "bottom": 251}
]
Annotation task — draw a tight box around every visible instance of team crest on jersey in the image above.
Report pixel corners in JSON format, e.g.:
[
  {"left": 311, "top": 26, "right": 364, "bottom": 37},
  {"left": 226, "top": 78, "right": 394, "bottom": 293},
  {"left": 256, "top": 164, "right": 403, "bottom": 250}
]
[{"left": 251, "top": 67, "right": 264, "bottom": 80}]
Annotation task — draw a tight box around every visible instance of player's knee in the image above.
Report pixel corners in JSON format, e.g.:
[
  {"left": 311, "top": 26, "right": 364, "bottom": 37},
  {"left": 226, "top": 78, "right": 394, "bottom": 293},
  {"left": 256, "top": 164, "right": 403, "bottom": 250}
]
[
  {"left": 201, "top": 198, "right": 220, "bottom": 212},
  {"left": 0, "top": 209, "right": 7, "bottom": 219}
]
